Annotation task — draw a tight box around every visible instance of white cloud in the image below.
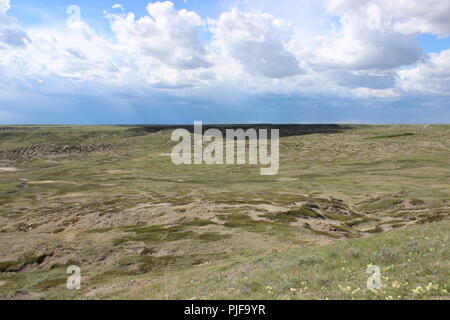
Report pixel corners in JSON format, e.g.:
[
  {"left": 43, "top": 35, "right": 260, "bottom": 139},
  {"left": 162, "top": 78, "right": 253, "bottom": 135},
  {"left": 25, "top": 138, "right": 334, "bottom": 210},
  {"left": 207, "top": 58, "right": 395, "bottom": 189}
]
[
  {"left": 108, "top": 1, "right": 211, "bottom": 70},
  {"left": 313, "top": 3, "right": 422, "bottom": 71},
  {"left": 325, "top": 0, "right": 450, "bottom": 37},
  {"left": 0, "top": 0, "right": 10, "bottom": 13},
  {"left": 353, "top": 87, "right": 399, "bottom": 98},
  {"left": 0, "top": 1, "right": 216, "bottom": 96},
  {"left": 0, "top": 0, "right": 30, "bottom": 49},
  {"left": 0, "top": 18, "right": 134, "bottom": 96},
  {"left": 211, "top": 9, "right": 303, "bottom": 79},
  {"left": 0, "top": 0, "right": 450, "bottom": 103},
  {"left": 398, "top": 49, "right": 450, "bottom": 94},
  {"left": 112, "top": 4, "right": 124, "bottom": 11}
]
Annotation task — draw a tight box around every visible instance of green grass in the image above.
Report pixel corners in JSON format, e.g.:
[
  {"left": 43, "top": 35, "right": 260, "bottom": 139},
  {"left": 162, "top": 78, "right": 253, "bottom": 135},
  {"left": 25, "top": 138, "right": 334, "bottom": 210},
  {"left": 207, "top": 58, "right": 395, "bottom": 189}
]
[
  {"left": 67, "top": 220, "right": 449, "bottom": 300},
  {"left": 366, "top": 133, "right": 415, "bottom": 140},
  {"left": 169, "top": 220, "right": 449, "bottom": 300},
  {"left": 84, "top": 227, "right": 114, "bottom": 234},
  {"left": 0, "top": 253, "right": 52, "bottom": 272},
  {"left": 359, "top": 197, "right": 404, "bottom": 211},
  {"left": 0, "top": 124, "right": 449, "bottom": 300},
  {"left": 113, "top": 220, "right": 229, "bottom": 246},
  {"left": 261, "top": 207, "right": 325, "bottom": 223}
]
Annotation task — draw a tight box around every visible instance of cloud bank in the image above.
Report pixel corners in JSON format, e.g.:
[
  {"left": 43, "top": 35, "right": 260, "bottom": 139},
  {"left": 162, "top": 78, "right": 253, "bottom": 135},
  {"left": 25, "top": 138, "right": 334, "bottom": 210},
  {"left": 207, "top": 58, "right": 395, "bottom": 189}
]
[{"left": 0, "top": 0, "right": 449, "bottom": 123}]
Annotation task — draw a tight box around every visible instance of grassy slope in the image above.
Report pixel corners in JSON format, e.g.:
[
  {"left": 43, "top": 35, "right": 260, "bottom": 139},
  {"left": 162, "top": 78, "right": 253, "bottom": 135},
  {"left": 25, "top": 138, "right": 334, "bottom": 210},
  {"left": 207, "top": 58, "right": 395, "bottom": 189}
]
[
  {"left": 124, "top": 220, "right": 450, "bottom": 300},
  {"left": 0, "top": 124, "right": 449, "bottom": 299},
  {"left": 1, "top": 220, "right": 448, "bottom": 300}
]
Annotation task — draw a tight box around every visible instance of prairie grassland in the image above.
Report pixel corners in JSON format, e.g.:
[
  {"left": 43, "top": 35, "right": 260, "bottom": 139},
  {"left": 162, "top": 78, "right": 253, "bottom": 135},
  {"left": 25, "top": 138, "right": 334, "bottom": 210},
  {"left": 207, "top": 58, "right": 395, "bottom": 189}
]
[{"left": 0, "top": 124, "right": 449, "bottom": 299}]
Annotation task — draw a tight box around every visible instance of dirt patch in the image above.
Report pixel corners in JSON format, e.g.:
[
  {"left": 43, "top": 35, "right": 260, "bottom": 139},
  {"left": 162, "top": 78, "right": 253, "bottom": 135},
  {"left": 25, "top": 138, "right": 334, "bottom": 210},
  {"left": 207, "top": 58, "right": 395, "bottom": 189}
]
[
  {"left": 0, "top": 167, "right": 17, "bottom": 172},
  {"left": 0, "top": 143, "right": 114, "bottom": 161},
  {"left": 276, "top": 178, "right": 299, "bottom": 182}
]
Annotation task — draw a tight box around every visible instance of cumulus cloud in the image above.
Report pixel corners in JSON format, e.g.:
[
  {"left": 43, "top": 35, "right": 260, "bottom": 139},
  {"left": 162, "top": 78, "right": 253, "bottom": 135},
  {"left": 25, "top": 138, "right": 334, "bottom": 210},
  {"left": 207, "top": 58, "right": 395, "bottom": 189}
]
[
  {"left": 0, "top": 1, "right": 216, "bottom": 96},
  {"left": 109, "top": 1, "right": 211, "bottom": 70},
  {"left": 313, "top": 3, "right": 422, "bottom": 71},
  {"left": 325, "top": 0, "right": 450, "bottom": 37},
  {"left": 0, "top": 0, "right": 30, "bottom": 49},
  {"left": 0, "top": 0, "right": 10, "bottom": 13},
  {"left": 112, "top": 4, "right": 124, "bottom": 11},
  {"left": 211, "top": 9, "right": 303, "bottom": 79},
  {"left": 0, "top": 0, "right": 450, "bottom": 105},
  {"left": 0, "top": 28, "right": 30, "bottom": 47},
  {"left": 0, "top": 17, "right": 133, "bottom": 97},
  {"left": 398, "top": 49, "right": 450, "bottom": 94}
]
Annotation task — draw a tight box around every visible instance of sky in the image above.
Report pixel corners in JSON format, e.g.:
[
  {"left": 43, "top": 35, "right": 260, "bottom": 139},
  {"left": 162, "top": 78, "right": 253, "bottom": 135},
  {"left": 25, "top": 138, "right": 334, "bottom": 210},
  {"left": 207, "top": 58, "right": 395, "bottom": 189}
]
[{"left": 1, "top": 0, "right": 450, "bottom": 124}]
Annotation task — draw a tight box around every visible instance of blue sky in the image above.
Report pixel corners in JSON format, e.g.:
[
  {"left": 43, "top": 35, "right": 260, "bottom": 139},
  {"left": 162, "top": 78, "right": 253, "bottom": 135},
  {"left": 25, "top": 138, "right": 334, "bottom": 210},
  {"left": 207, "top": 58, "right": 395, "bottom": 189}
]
[
  {"left": 1, "top": 0, "right": 450, "bottom": 124},
  {"left": 9, "top": 0, "right": 223, "bottom": 36}
]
